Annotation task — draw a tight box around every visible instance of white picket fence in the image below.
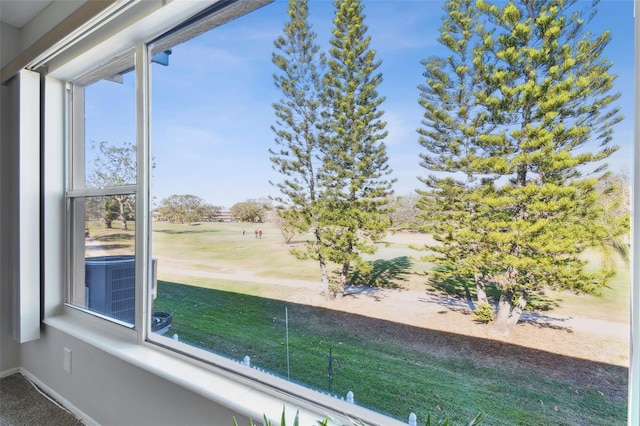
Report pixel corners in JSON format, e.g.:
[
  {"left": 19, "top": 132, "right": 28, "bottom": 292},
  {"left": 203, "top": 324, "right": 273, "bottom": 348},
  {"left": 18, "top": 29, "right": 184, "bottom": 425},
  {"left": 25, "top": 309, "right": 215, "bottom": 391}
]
[
  {"left": 168, "top": 339, "right": 422, "bottom": 426},
  {"left": 240, "top": 353, "right": 421, "bottom": 426}
]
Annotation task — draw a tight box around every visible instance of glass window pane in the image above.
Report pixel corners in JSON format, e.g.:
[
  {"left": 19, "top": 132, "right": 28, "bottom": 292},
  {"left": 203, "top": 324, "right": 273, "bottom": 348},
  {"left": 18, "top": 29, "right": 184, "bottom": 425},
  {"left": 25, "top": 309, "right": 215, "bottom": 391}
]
[
  {"left": 81, "top": 53, "right": 136, "bottom": 189},
  {"left": 69, "top": 195, "right": 136, "bottom": 325},
  {"left": 146, "top": 1, "right": 631, "bottom": 423}
]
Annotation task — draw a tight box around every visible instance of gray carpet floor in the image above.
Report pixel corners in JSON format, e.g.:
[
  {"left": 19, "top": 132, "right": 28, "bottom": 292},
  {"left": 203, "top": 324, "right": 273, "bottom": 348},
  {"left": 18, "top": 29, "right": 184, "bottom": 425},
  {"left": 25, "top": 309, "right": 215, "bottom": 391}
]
[{"left": 0, "top": 373, "right": 83, "bottom": 426}]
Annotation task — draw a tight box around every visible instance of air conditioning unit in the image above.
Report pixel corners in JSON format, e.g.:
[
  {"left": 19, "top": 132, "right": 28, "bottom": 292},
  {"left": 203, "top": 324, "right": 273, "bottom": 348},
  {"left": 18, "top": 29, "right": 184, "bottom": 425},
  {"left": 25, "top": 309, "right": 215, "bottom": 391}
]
[{"left": 85, "top": 256, "right": 157, "bottom": 324}]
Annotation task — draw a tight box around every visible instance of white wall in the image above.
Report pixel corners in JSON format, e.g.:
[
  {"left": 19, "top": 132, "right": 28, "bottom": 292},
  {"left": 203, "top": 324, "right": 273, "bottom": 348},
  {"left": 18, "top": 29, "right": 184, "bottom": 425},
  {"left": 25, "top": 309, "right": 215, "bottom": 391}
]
[
  {"left": 0, "top": 79, "right": 21, "bottom": 373},
  {"left": 0, "top": 22, "right": 20, "bottom": 68},
  {"left": 19, "top": 327, "right": 251, "bottom": 425},
  {"left": 0, "top": 1, "right": 87, "bottom": 69}
]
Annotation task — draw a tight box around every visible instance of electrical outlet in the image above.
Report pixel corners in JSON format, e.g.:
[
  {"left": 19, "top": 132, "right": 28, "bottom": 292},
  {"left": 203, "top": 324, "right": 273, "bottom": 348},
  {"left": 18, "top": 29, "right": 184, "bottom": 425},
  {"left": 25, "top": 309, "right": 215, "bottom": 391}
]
[{"left": 63, "top": 348, "right": 72, "bottom": 374}]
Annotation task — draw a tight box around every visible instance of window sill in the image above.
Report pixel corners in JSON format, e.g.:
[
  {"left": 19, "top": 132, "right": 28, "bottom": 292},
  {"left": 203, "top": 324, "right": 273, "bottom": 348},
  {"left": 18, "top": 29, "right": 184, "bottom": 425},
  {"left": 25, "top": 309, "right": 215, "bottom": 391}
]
[{"left": 44, "top": 312, "right": 404, "bottom": 426}]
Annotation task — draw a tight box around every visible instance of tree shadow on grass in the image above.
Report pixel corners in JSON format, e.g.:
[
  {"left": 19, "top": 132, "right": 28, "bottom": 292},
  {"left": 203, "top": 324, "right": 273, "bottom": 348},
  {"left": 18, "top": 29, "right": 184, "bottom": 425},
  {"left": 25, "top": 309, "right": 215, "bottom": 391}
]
[
  {"left": 92, "top": 233, "right": 134, "bottom": 242},
  {"left": 348, "top": 256, "right": 412, "bottom": 289},
  {"left": 426, "top": 265, "right": 477, "bottom": 309},
  {"left": 429, "top": 274, "right": 472, "bottom": 299},
  {"left": 526, "top": 293, "right": 560, "bottom": 312},
  {"left": 427, "top": 266, "right": 560, "bottom": 313},
  {"left": 86, "top": 244, "right": 132, "bottom": 252},
  {"left": 285, "top": 239, "right": 313, "bottom": 245},
  {"left": 153, "top": 227, "right": 220, "bottom": 235}
]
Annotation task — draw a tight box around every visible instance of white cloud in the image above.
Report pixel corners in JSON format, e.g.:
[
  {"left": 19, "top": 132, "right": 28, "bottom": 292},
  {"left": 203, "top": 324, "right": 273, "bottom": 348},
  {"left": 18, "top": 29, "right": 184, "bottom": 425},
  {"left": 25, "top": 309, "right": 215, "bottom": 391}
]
[
  {"left": 383, "top": 109, "right": 420, "bottom": 147},
  {"left": 363, "top": 1, "right": 442, "bottom": 52}
]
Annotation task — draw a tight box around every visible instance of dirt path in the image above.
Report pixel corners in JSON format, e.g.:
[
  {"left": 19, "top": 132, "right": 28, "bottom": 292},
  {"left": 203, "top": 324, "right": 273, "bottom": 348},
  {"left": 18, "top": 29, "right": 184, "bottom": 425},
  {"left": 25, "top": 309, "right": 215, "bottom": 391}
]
[{"left": 158, "top": 263, "right": 630, "bottom": 367}]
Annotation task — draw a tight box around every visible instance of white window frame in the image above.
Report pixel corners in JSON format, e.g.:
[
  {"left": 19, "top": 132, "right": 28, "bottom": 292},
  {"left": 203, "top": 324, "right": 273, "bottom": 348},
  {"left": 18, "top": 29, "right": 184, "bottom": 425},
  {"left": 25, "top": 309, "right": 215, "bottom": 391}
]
[
  {"left": 65, "top": 51, "right": 142, "bottom": 330},
  {"left": 49, "top": 2, "right": 406, "bottom": 425}
]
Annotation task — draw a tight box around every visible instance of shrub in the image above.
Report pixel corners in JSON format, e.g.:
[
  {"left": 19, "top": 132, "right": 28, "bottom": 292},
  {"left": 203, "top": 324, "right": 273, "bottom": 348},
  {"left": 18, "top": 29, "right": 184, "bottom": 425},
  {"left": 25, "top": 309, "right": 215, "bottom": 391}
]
[{"left": 473, "top": 302, "right": 495, "bottom": 323}]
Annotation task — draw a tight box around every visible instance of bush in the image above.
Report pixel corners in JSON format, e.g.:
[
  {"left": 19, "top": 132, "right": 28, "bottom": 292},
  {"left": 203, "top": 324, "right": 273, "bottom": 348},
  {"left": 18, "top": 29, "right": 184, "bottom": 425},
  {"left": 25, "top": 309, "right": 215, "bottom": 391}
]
[{"left": 473, "top": 302, "right": 495, "bottom": 323}]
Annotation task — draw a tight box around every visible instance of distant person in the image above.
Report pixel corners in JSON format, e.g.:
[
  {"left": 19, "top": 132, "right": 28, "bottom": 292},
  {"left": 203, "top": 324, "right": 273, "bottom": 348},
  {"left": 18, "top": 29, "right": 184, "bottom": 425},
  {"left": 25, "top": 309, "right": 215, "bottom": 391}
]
[
  {"left": 242, "top": 229, "right": 245, "bottom": 236},
  {"left": 255, "top": 229, "right": 258, "bottom": 239},
  {"left": 259, "top": 229, "right": 263, "bottom": 239}
]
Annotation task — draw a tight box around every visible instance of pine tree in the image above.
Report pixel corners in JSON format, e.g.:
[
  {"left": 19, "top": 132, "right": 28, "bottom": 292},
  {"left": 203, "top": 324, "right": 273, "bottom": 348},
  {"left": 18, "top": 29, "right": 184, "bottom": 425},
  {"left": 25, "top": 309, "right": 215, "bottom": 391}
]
[
  {"left": 319, "top": 0, "right": 395, "bottom": 297},
  {"left": 270, "top": 0, "right": 329, "bottom": 287},
  {"left": 416, "top": 0, "right": 492, "bottom": 299},
  {"left": 417, "top": 0, "right": 623, "bottom": 334}
]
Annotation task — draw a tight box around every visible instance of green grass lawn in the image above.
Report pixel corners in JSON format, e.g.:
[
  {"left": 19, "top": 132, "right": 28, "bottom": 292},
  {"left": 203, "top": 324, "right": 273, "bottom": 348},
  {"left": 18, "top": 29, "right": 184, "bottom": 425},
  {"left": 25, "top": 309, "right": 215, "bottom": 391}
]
[
  {"left": 151, "top": 221, "right": 323, "bottom": 280},
  {"left": 154, "top": 280, "right": 627, "bottom": 425},
  {"left": 543, "top": 248, "right": 631, "bottom": 323}
]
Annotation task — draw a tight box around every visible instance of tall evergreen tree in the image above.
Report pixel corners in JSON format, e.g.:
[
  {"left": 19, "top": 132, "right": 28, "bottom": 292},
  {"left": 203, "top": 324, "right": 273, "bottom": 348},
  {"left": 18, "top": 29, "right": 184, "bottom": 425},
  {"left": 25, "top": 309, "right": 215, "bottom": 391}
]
[
  {"left": 417, "top": 0, "right": 623, "bottom": 334},
  {"left": 319, "top": 0, "right": 395, "bottom": 297},
  {"left": 270, "top": 0, "right": 329, "bottom": 287},
  {"left": 416, "top": 0, "right": 493, "bottom": 301}
]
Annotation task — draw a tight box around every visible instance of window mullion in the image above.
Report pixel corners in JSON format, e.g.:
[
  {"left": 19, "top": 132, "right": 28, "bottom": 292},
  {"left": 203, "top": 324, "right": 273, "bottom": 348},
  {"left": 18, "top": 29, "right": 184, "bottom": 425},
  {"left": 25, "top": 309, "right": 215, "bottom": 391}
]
[
  {"left": 66, "top": 185, "right": 136, "bottom": 198},
  {"left": 69, "top": 85, "right": 85, "bottom": 191},
  {"left": 135, "top": 42, "right": 151, "bottom": 341},
  {"left": 67, "top": 85, "right": 86, "bottom": 311}
]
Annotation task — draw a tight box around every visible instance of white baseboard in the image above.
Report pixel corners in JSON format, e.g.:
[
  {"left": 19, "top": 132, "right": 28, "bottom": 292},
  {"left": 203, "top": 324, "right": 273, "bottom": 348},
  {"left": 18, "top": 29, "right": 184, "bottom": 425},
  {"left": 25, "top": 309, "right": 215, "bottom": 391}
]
[
  {"left": 0, "top": 367, "right": 20, "bottom": 378},
  {"left": 16, "top": 368, "right": 99, "bottom": 426}
]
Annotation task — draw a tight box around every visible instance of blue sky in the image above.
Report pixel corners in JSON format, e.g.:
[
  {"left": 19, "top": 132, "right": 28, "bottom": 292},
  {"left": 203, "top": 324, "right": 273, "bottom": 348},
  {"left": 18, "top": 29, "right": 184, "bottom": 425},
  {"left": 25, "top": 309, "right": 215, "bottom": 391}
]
[{"left": 85, "top": 0, "right": 635, "bottom": 209}]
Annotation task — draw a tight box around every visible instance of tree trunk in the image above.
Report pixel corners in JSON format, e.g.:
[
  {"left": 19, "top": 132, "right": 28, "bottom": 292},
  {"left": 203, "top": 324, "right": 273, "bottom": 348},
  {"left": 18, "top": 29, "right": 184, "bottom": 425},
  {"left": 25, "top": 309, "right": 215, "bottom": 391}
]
[
  {"left": 319, "top": 256, "right": 329, "bottom": 290},
  {"left": 319, "top": 254, "right": 333, "bottom": 300},
  {"left": 490, "top": 266, "right": 526, "bottom": 337},
  {"left": 328, "top": 260, "right": 349, "bottom": 299},
  {"left": 120, "top": 210, "right": 128, "bottom": 230},
  {"left": 493, "top": 288, "right": 528, "bottom": 337},
  {"left": 117, "top": 196, "right": 128, "bottom": 231},
  {"left": 314, "top": 226, "right": 332, "bottom": 299},
  {"left": 506, "top": 292, "right": 527, "bottom": 329},
  {"left": 493, "top": 287, "right": 514, "bottom": 335},
  {"left": 474, "top": 273, "right": 490, "bottom": 306}
]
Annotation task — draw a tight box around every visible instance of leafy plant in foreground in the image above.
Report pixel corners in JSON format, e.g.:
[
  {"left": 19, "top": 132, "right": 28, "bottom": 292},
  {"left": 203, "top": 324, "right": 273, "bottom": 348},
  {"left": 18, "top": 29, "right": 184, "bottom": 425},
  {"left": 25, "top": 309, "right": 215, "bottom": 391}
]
[
  {"left": 233, "top": 408, "right": 327, "bottom": 426},
  {"left": 425, "top": 410, "right": 487, "bottom": 426},
  {"left": 233, "top": 407, "right": 486, "bottom": 425}
]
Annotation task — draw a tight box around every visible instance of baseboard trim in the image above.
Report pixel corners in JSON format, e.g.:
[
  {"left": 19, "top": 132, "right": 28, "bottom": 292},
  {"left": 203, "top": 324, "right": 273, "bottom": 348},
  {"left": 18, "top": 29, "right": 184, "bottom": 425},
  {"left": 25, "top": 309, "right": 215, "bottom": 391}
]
[
  {"left": 17, "top": 368, "right": 99, "bottom": 426},
  {"left": 0, "top": 367, "right": 20, "bottom": 378}
]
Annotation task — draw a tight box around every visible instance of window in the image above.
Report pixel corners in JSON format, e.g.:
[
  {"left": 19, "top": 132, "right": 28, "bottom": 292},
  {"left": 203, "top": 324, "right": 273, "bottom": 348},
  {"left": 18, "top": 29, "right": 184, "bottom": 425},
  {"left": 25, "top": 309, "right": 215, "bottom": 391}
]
[
  {"left": 67, "top": 52, "right": 138, "bottom": 326},
  {"left": 63, "top": 1, "right": 633, "bottom": 424}
]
